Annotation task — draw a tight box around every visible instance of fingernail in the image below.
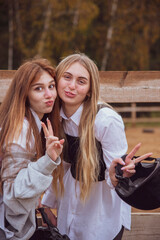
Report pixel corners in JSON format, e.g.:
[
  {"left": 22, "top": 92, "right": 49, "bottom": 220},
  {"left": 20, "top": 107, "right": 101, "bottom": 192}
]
[{"left": 121, "top": 160, "right": 125, "bottom": 165}]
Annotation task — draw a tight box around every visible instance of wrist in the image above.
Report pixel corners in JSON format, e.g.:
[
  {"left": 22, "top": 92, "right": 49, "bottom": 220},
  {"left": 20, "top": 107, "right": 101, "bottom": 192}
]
[
  {"left": 110, "top": 174, "right": 118, "bottom": 187},
  {"left": 45, "top": 152, "right": 61, "bottom": 165}
]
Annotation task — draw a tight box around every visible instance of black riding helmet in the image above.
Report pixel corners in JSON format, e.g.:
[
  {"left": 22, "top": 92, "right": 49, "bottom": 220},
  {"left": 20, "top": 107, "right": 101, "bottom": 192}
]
[{"left": 115, "top": 155, "right": 160, "bottom": 210}]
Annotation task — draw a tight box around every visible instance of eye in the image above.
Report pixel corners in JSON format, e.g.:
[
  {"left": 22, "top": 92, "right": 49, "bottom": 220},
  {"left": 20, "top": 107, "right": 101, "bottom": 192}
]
[
  {"left": 35, "top": 86, "right": 43, "bottom": 91},
  {"left": 63, "top": 74, "right": 71, "bottom": 80},
  {"left": 49, "top": 83, "right": 55, "bottom": 89},
  {"left": 78, "top": 78, "right": 86, "bottom": 85}
]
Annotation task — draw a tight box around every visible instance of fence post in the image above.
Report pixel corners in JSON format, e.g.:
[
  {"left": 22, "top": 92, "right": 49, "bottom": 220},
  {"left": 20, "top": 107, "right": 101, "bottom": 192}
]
[{"left": 131, "top": 103, "right": 136, "bottom": 127}]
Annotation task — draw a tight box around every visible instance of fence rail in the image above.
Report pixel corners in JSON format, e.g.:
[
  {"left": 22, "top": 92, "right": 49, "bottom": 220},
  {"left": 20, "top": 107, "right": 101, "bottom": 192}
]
[
  {"left": 1, "top": 70, "right": 160, "bottom": 125},
  {"left": 115, "top": 103, "right": 160, "bottom": 125}
]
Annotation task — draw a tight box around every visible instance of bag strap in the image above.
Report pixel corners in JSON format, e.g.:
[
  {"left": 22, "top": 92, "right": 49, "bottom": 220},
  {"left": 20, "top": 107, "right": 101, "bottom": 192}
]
[
  {"left": 37, "top": 208, "right": 70, "bottom": 240},
  {"left": 38, "top": 208, "right": 59, "bottom": 230}
]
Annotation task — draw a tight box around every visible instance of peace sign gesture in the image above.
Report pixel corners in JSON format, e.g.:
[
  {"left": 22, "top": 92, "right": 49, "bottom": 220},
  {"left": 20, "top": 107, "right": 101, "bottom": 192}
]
[
  {"left": 109, "top": 143, "right": 152, "bottom": 187},
  {"left": 41, "top": 118, "right": 64, "bottom": 162},
  {"left": 121, "top": 143, "right": 152, "bottom": 177}
]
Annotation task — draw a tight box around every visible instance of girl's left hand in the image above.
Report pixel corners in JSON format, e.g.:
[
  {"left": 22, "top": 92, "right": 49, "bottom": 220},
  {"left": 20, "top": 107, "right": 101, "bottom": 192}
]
[
  {"left": 109, "top": 143, "right": 153, "bottom": 187},
  {"left": 41, "top": 118, "right": 64, "bottom": 162}
]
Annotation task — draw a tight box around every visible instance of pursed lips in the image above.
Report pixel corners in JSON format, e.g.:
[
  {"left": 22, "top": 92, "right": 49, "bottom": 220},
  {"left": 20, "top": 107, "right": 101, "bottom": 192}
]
[
  {"left": 65, "top": 90, "right": 76, "bottom": 97},
  {"left": 45, "top": 100, "right": 54, "bottom": 106}
]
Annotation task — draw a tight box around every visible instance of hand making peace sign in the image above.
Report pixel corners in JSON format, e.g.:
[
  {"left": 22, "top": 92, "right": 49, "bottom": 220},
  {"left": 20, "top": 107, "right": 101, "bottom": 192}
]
[
  {"left": 41, "top": 118, "right": 64, "bottom": 162},
  {"left": 109, "top": 143, "right": 153, "bottom": 187}
]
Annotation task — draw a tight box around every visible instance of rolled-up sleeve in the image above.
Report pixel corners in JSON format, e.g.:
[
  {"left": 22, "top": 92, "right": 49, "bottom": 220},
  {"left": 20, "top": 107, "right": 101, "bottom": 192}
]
[
  {"left": 95, "top": 107, "right": 128, "bottom": 187},
  {"left": 13, "top": 154, "right": 60, "bottom": 199}
]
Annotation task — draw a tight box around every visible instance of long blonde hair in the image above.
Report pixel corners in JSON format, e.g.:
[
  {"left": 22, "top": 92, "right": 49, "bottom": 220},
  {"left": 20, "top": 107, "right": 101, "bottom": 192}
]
[
  {"left": 0, "top": 58, "right": 64, "bottom": 194},
  {"left": 56, "top": 53, "right": 101, "bottom": 201}
]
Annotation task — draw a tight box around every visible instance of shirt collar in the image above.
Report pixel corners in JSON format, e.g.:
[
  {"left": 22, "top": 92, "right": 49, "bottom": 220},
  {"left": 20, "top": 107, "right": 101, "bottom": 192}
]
[
  {"left": 30, "top": 108, "right": 42, "bottom": 133},
  {"left": 60, "top": 104, "right": 83, "bottom": 126}
]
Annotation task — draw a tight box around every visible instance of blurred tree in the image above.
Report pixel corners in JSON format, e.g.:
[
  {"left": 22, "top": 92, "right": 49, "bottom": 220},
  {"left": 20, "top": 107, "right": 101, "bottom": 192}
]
[
  {"left": 107, "top": 0, "right": 160, "bottom": 70},
  {"left": 8, "top": 0, "right": 14, "bottom": 69},
  {"left": 101, "top": 0, "right": 119, "bottom": 70},
  {"left": 0, "top": 0, "right": 159, "bottom": 70},
  {"left": 86, "top": 0, "right": 160, "bottom": 70},
  {"left": 38, "top": 0, "right": 53, "bottom": 56},
  {"left": 0, "top": 0, "right": 9, "bottom": 69},
  {"left": 46, "top": 0, "right": 99, "bottom": 63}
]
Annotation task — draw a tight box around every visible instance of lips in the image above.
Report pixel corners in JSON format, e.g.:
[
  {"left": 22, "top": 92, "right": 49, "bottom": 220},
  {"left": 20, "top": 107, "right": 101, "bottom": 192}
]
[
  {"left": 65, "top": 91, "right": 76, "bottom": 98},
  {"left": 45, "top": 101, "right": 54, "bottom": 107}
]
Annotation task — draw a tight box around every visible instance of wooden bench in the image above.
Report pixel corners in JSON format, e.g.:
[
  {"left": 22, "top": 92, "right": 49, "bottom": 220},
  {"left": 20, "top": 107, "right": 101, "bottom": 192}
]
[{"left": 1, "top": 70, "right": 160, "bottom": 239}]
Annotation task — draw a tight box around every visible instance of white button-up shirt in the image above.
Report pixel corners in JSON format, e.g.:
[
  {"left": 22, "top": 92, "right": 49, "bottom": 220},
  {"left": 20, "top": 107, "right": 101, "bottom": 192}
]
[{"left": 42, "top": 104, "right": 131, "bottom": 240}]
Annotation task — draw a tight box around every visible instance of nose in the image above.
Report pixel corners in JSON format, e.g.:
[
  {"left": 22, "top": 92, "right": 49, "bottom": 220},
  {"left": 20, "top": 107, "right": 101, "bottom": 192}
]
[
  {"left": 44, "top": 88, "right": 52, "bottom": 98},
  {"left": 69, "top": 79, "right": 76, "bottom": 89}
]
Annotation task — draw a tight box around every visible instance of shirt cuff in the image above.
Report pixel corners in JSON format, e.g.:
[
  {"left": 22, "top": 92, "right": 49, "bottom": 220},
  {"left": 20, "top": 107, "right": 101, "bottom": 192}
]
[
  {"left": 105, "top": 170, "right": 115, "bottom": 189},
  {"left": 31, "top": 154, "right": 61, "bottom": 176},
  {"left": 55, "top": 156, "right": 61, "bottom": 165}
]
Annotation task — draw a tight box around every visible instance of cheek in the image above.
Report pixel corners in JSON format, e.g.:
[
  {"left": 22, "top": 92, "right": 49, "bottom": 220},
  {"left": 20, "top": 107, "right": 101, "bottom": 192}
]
[
  {"left": 57, "top": 81, "right": 64, "bottom": 95},
  {"left": 53, "top": 89, "right": 57, "bottom": 98},
  {"left": 57, "top": 89, "right": 63, "bottom": 100},
  {"left": 58, "top": 78, "right": 66, "bottom": 89},
  {"left": 29, "top": 95, "right": 39, "bottom": 104},
  {"left": 80, "top": 86, "right": 90, "bottom": 96},
  {"left": 29, "top": 99, "right": 39, "bottom": 110},
  {"left": 28, "top": 93, "right": 41, "bottom": 108}
]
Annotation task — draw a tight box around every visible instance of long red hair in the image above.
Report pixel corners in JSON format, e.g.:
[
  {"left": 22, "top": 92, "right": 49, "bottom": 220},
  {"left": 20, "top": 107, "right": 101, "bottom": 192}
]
[{"left": 0, "top": 57, "right": 64, "bottom": 194}]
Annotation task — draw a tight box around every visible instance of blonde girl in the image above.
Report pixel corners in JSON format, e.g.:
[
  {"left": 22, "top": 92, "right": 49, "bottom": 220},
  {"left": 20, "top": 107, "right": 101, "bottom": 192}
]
[{"left": 42, "top": 53, "right": 152, "bottom": 240}]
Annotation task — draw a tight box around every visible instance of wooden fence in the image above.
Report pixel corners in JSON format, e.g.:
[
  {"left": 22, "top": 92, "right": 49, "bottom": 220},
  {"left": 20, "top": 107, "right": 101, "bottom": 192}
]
[
  {"left": 99, "top": 71, "right": 160, "bottom": 125},
  {"left": 1, "top": 70, "right": 160, "bottom": 125},
  {"left": 116, "top": 103, "right": 160, "bottom": 124},
  {"left": 1, "top": 70, "right": 160, "bottom": 239}
]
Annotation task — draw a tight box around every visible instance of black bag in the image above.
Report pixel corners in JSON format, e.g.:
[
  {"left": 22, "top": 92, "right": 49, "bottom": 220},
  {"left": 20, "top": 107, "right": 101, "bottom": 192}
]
[
  {"left": 115, "top": 155, "right": 160, "bottom": 210},
  {"left": 30, "top": 208, "right": 70, "bottom": 240}
]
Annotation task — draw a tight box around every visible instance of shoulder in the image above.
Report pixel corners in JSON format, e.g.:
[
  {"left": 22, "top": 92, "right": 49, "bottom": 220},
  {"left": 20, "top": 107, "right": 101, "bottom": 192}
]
[
  {"left": 23, "top": 118, "right": 30, "bottom": 132},
  {"left": 95, "top": 106, "right": 125, "bottom": 140},
  {"left": 12, "top": 118, "right": 33, "bottom": 148},
  {"left": 18, "top": 118, "right": 30, "bottom": 139},
  {"left": 95, "top": 106, "right": 123, "bottom": 126}
]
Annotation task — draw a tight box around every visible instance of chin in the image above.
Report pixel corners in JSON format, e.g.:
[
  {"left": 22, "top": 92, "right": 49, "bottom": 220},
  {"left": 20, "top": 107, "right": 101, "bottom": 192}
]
[{"left": 47, "top": 108, "right": 53, "bottom": 113}]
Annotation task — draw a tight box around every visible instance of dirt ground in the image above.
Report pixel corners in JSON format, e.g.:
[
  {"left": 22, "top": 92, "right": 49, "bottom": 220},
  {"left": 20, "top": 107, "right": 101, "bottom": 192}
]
[
  {"left": 125, "top": 126, "right": 160, "bottom": 213},
  {"left": 126, "top": 126, "right": 160, "bottom": 158}
]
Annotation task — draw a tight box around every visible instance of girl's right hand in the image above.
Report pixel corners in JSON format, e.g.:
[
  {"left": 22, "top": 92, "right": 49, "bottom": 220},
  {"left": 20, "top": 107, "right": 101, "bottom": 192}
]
[
  {"left": 41, "top": 118, "right": 64, "bottom": 162},
  {"left": 109, "top": 143, "right": 152, "bottom": 187}
]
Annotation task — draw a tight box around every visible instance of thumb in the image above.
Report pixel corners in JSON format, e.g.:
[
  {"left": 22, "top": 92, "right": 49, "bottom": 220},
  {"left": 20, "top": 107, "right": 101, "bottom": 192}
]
[{"left": 60, "top": 139, "right": 65, "bottom": 145}]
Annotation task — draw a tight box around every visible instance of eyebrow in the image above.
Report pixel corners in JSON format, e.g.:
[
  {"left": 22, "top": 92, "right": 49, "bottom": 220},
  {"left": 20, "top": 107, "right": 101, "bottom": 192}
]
[
  {"left": 31, "top": 79, "right": 55, "bottom": 87},
  {"left": 64, "top": 72, "right": 89, "bottom": 81}
]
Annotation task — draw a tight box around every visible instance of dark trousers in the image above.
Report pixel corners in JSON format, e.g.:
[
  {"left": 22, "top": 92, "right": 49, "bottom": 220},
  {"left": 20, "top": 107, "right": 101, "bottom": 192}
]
[
  {"left": 113, "top": 226, "right": 124, "bottom": 240},
  {"left": 0, "top": 229, "right": 7, "bottom": 240}
]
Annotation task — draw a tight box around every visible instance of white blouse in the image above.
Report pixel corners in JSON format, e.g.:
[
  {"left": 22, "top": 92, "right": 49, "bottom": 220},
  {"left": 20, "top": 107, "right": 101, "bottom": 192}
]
[{"left": 42, "top": 104, "right": 131, "bottom": 240}]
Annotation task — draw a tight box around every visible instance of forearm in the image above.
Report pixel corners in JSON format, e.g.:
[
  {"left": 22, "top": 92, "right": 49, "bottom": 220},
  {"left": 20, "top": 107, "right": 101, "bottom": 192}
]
[{"left": 2, "top": 153, "right": 60, "bottom": 200}]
